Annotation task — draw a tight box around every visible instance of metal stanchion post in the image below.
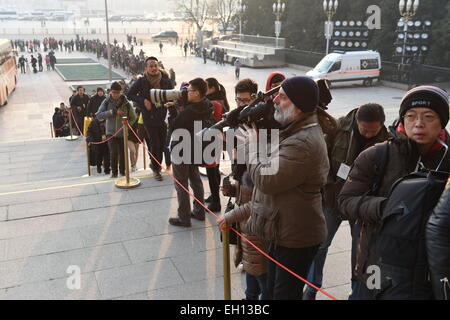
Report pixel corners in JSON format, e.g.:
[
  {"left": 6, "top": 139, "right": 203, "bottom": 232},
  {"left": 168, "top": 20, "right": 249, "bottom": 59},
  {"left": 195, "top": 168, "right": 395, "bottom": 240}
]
[
  {"left": 50, "top": 122, "right": 54, "bottom": 138},
  {"left": 86, "top": 142, "right": 91, "bottom": 177},
  {"left": 115, "top": 117, "right": 141, "bottom": 189},
  {"left": 66, "top": 108, "right": 79, "bottom": 141},
  {"left": 222, "top": 223, "right": 232, "bottom": 300},
  {"left": 143, "top": 141, "right": 147, "bottom": 170}
]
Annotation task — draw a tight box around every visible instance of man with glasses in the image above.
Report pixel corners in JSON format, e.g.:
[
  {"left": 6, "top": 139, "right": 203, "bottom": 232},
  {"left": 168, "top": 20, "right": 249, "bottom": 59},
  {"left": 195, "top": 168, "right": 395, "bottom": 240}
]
[
  {"left": 168, "top": 78, "right": 215, "bottom": 227},
  {"left": 338, "top": 85, "right": 450, "bottom": 299}
]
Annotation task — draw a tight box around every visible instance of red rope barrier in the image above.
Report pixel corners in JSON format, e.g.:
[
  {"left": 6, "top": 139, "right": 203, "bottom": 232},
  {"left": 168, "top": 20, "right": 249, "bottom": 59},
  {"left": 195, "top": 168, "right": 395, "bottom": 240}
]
[
  {"left": 127, "top": 123, "right": 338, "bottom": 301},
  {"left": 68, "top": 109, "right": 85, "bottom": 137},
  {"left": 54, "top": 119, "right": 67, "bottom": 132},
  {"left": 89, "top": 127, "right": 123, "bottom": 145}
]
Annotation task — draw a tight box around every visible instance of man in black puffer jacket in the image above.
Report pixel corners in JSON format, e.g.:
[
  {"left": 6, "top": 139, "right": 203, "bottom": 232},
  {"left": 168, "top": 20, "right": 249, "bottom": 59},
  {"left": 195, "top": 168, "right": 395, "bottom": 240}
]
[
  {"left": 86, "top": 87, "right": 106, "bottom": 117},
  {"left": 127, "top": 56, "right": 174, "bottom": 181},
  {"left": 86, "top": 117, "right": 110, "bottom": 175},
  {"left": 168, "top": 78, "right": 215, "bottom": 227}
]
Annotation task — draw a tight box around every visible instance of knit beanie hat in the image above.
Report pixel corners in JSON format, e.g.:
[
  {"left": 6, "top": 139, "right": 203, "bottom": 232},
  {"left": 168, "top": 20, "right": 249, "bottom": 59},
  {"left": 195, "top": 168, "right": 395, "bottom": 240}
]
[
  {"left": 400, "top": 86, "right": 449, "bottom": 128},
  {"left": 281, "top": 76, "right": 319, "bottom": 113}
]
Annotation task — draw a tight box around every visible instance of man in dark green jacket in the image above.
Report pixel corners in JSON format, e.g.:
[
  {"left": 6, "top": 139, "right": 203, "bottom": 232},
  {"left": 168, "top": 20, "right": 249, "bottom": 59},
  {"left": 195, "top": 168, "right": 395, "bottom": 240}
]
[
  {"left": 304, "top": 103, "right": 390, "bottom": 300},
  {"left": 97, "top": 82, "right": 136, "bottom": 178}
]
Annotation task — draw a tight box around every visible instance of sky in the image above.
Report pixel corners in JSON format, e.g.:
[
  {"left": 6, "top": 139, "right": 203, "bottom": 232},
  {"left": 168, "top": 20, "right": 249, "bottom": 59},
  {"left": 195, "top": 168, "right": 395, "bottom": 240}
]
[{"left": 0, "top": 0, "right": 172, "bottom": 14}]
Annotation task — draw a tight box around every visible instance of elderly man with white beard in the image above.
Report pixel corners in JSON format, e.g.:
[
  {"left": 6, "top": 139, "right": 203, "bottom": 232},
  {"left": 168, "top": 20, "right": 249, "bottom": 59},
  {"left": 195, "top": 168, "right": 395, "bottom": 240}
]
[{"left": 236, "top": 76, "right": 330, "bottom": 300}]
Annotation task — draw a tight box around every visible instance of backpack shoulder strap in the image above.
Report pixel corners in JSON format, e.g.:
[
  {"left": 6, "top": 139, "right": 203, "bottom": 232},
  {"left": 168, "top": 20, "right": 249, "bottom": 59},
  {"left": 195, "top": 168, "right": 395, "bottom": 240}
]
[{"left": 370, "top": 142, "right": 390, "bottom": 195}]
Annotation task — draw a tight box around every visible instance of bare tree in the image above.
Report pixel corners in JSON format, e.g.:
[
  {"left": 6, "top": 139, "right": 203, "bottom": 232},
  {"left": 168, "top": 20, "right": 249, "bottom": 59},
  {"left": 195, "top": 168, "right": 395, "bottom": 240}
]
[
  {"left": 213, "top": 0, "right": 240, "bottom": 34},
  {"left": 174, "top": 0, "right": 211, "bottom": 31}
]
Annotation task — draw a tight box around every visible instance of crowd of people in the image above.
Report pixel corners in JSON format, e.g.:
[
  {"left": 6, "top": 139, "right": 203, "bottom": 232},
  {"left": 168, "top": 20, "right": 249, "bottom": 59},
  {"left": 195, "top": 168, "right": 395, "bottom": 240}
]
[{"left": 44, "top": 38, "right": 450, "bottom": 301}]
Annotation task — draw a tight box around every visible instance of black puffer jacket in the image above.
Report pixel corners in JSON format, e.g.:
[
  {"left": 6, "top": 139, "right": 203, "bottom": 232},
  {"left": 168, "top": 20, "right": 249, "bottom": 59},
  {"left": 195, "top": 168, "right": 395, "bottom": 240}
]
[
  {"left": 127, "top": 72, "right": 174, "bottom": 128},
  {"left": 426, "top": 179, "right": 450, "bottom": 300},
  {"left": 86, "top": 94, "right": 106, "bottom": 117},
  {"left": 170, "top": 98, "right": 215, "bottom": 164},
  {"left": 338, "top": 124, "right": 450, "bottom": 284}
]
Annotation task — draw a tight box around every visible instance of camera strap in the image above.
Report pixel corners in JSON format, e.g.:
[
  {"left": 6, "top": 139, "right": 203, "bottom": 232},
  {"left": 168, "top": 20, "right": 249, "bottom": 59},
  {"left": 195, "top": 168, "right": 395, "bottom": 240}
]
[{"left": 301, "top": 123, "right": 319, "bottom": 130}]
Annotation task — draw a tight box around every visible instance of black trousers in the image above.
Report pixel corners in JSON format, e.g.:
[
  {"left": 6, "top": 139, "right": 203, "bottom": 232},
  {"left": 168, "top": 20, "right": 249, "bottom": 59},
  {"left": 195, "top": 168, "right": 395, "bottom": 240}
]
[
  {"left": 94, "top": 144, "right": 110, "bottom": 173},
  {"left": 267, "top": 243, "right": 319, "bottom": 300},
  {"left": 144, "top": 126, "right": 167, "bottom": 173},
  {"left": 206, "top": 166, "right": 221, "bottom": 203},
  {"left": 108, "top": 137, "right": 125, "bottom": 175}
]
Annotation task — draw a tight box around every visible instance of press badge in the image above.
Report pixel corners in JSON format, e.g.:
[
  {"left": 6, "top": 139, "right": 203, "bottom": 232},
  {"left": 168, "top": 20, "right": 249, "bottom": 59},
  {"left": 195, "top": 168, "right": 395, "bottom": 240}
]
[{"left": 337, "top": 163, "right": 351, "bottom": 180}]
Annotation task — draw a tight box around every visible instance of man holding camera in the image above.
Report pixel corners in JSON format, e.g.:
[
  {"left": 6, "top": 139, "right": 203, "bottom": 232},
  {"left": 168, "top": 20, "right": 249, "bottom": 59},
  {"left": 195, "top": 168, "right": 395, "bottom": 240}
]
[
  {"left": 240, "top": 76, "right": 329, "bottom": 300},
  {"left": 127, "top": 56, "right": 174, "bottom": 181},
  {"left": 97, "top": 82, "right": 136, "bottom": 178},
  {"left": 168, "top": 78, "right": 215, "bottom": 227}
]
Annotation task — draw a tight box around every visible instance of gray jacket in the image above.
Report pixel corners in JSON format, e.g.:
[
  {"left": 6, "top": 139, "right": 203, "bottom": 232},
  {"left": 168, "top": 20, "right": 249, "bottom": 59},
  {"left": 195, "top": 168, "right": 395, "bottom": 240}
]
[{"left": 96, "top": 95, "right": 136, "bottom": 138}]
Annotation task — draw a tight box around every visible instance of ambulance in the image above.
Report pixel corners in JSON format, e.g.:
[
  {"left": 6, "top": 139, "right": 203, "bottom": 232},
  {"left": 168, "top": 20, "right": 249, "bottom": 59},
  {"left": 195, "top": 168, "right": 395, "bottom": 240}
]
[{"left": 306, "top": 50, "right": 381, "bottom": 86}]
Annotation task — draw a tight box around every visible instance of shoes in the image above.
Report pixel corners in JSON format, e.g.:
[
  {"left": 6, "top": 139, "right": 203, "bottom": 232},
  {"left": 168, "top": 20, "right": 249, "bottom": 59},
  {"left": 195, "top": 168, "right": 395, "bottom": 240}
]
[
  {"left": 302, "top": 290, "right": 317, "bottom": 300},
  {"left": 131, "top": 166, "right": 137, "bottom": 172},
  {"left": 207, "top": 202, "right": 221, "bottom": 212},
  {"left": 168, "top": 217, "right": 191, "bottom": 227},
  {"left": 154, "top": 172, "right": 163, "bottom": 181},
  {"left": 97, "top": 166, "right": 102, "bottom": 174},
  {"left": 190, "top": 211, "right": 205, "bottom": 221},
  {"left": 105, "top": 171, "right": 111, "bottom": 175},
  {"left": 110, "top": 173, "right": 118, "bottom": 179},
  {"left": 205, "top": 195, "right": 214, "bottom": 204}
]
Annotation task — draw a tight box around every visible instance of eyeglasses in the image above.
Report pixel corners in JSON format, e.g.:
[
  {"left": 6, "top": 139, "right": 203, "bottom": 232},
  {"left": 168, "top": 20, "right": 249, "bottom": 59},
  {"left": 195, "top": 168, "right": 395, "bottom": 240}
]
[
  {"left": 403, "top": 112, "right": 439, "bottom": 123},
  {"left": 235, "top": 97, "right": 253, "bottom": 104}
]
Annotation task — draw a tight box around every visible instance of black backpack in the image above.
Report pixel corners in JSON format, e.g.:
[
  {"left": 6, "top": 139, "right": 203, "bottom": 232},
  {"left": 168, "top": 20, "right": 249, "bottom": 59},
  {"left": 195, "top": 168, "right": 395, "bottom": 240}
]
[{"left": 372, "top": 144, "right": 449, "bottom": 299}]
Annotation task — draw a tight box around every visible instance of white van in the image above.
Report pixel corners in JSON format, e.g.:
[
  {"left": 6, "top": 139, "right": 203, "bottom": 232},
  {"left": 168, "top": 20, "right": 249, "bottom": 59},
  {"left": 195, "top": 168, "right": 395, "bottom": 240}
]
[{"left": 306, "top": 50, "right": 381, "bottom": 86}]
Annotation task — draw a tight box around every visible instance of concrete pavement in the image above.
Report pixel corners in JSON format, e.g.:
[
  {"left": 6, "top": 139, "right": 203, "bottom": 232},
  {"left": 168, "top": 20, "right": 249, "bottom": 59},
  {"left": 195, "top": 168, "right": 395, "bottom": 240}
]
[{"left": 0, "top": 42, "right": 411, "bottom": 300}]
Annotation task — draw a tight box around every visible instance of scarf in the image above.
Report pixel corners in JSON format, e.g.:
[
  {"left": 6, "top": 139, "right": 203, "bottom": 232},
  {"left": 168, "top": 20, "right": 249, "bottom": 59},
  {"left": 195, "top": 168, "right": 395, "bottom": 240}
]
[{"left": 145, "top": 71, "right": 162, "bottom": 89}]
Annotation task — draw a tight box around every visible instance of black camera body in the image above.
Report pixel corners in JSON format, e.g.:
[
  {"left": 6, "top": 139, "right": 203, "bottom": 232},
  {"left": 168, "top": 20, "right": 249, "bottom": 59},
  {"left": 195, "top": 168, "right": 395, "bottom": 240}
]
[{"left": 211, "top": 79, "right": 332, "bottom": 131}]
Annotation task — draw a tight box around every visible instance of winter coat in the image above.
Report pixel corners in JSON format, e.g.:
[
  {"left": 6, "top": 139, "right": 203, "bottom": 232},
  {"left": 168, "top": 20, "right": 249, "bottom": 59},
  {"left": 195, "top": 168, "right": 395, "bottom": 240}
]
[
  {"left": 127, "top": 71, "right": 174, "bottom": 128},
  {"left": 338, "top": 124, "right": 450, "bottom": 283},
  {"left": 86, "top": 118, "right": 106, "bottom": 143},
  {"left": 96, "top": 95, "right": 137, "bottom": 138},
  {"left": 170, "top": 98, "right": 215, "bottom": 164},
  {"left": 70, "top": 94, "right": 90, "bottom": 121},
  {"left": 223, "top": 171, "right": 267, "bottom": 277},
  {"left": 324, "top": 108, "right": 390, "bottom": 218},
  {"left": 86, "top": 94, "right": 106, "bottom": 117},
  {"left": 247, "top": 112, "right": 329, "bottom": 248}
]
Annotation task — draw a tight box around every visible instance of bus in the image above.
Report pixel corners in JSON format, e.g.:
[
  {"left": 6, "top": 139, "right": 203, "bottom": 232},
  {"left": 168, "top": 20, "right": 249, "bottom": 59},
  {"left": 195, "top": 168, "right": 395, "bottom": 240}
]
[{"left": 0, "top": 39, "right": 17, "bottom": 106}]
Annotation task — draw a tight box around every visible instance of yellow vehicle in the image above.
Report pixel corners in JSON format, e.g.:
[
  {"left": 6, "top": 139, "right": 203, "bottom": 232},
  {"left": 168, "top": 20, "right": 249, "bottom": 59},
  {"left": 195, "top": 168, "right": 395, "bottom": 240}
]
[{"left": 0, "top": 39, "right": 17, "bottom": 106}]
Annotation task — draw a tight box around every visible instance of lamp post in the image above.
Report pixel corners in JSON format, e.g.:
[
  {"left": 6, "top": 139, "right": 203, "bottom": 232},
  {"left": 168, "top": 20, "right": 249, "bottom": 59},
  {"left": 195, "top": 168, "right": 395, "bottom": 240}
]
[
  {"left": 323, "top": 0, "right": 338, "bottom": 55},
  {"left": 399, "top": 0, "right": 419, "bottom": 64},
  {"left": 104, "top": 0, "right": 112, "bottom": 85},
  {"left": 238, "top": 1, "right": 247, "bottom": 41},
  {"left": 272, "top": 0, "right": 285, "bottom": 48}
]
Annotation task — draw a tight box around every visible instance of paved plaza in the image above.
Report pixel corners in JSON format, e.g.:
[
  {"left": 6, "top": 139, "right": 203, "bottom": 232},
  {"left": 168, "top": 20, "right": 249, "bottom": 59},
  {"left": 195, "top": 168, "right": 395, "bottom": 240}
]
[{"left": 0, "top": 42, "right": 414, "bottom": 300}]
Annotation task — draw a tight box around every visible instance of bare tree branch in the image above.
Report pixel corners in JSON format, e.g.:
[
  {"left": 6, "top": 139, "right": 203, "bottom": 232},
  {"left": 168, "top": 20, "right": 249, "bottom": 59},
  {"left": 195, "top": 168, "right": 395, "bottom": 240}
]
[
  {"left": 174, "top": 0, "right": 211, "bottom": 31},
  {"left": 214, "top": 0, "right": 240, "bottom": 34}
]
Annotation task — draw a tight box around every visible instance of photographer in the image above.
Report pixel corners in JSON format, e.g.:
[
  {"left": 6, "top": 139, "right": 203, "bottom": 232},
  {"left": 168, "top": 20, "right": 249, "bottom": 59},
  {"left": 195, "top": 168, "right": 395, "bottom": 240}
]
[
  {"left": 168, "top": 78, "right": 216, "bottom": 227},
  {"left": 304, "top": 103, "right": 390, "bottom": 300},
  {"left": 127, "top": 56, "right": 174, "bottom": 181},
  {"left": 97, "top": 82, "right": 136, "bottom": 178},
  {"left": 238, "top": 76, "right": 330, "bottom": 300}
]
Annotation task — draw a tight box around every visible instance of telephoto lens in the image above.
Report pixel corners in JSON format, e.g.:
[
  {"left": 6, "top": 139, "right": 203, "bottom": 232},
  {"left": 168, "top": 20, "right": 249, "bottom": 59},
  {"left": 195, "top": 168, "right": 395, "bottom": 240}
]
[{"left": 149, "top": 88, "right": 187, "bottom": 105}]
